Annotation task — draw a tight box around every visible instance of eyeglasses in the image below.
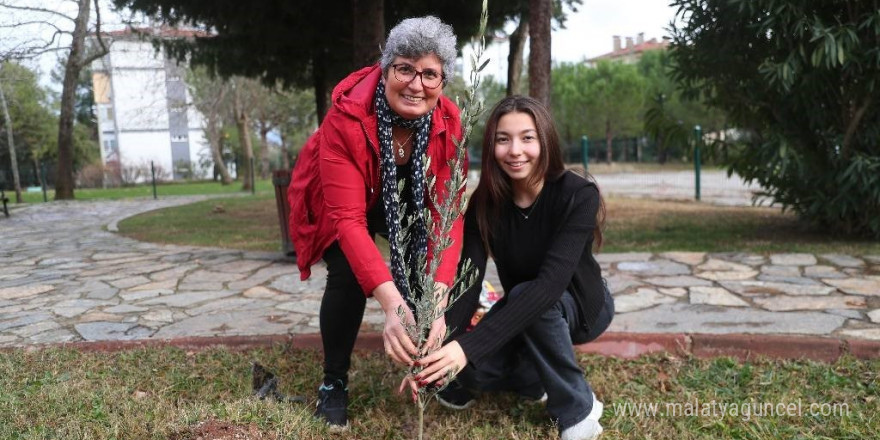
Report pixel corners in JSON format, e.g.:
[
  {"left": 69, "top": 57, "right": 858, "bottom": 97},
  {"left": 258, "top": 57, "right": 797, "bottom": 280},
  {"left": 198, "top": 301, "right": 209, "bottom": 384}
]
[{"left": 391, "top": 63, "right": 445, "bottom": 89}]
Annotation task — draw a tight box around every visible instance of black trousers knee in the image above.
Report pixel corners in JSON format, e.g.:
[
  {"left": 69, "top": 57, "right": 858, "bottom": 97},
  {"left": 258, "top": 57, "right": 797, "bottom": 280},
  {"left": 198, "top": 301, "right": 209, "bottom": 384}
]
[{"left": 319, "top": 242, "right": 367, "bottom": 385}]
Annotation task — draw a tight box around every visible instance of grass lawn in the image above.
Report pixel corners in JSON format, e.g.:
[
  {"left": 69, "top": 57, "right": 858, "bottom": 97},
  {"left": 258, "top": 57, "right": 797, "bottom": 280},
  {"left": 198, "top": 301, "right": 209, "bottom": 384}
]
[
  {"left": 15, "top": 179, "right": 276, "bottom": 204},
  {"left": 1, "top": 346, "right": 876, "bottom": 440},
  {"left": 118, "top": 195, "right": 880, "bottom": 255}
]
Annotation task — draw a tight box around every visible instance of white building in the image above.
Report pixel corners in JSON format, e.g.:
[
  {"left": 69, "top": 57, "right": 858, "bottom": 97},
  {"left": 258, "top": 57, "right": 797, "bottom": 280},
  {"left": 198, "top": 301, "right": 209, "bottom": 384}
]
[{"left": 91, "top": 28, "right": 211, "bottom": 181}]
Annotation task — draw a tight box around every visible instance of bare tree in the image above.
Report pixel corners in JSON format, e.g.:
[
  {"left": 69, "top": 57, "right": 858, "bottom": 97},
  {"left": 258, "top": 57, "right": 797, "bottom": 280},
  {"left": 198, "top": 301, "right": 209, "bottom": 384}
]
[
  {"left": 0, "top": 0, "right": 109, "bottom": 200},
  {"left": 0, "top": 65, "right": 21, "bottom": 202},
  {"left": 186, "top": 67, "right": 233, "bottom": 184},
  {"left": 231, "top": 76, "right": 259, "bottom": 191}
]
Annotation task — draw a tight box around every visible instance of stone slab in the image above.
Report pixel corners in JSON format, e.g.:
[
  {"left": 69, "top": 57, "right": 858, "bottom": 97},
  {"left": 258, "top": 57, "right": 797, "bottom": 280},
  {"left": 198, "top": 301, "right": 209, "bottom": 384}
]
[
  {"left": 822, "top": 278, "right": 880, "bottom": 296},
  {"left": 74, "top": 322, "right": 138, "bottom": 341},
  {"left": 839, "top": 328, "right": 880, "bottom": 341},
  {"left": 770, "top": 254, "right": 818, "bottom": 266},
  {"left": 137, "top": 290, "right": 238, "bottom": 308},
  {"left": 643, "top": 276, "right": 713, "bottom": 288},
  {"left": 819, "top": 254, "right": 864, "bottom": 267},
  {"left": 612, "top": 303, "right": 845, "bottom": 335},
  {"left": 152, "top": 311, "right": 295, "bottom": 338},
  {"left": 804, "top": 265, "right": 846, "bottom": 279},
  {"left": 753, "top": 295, "right": 866, "bottom": 312},
  {"left": 660, "top": 252, "right": 706, "bottom": 266},
  {"left": 594, "top": 253, "right": 653, "bottom": 263},
  {"left": 720, "top": 281, "right": 835, "bottom": 296},
  {"left": 617, "top": 260, "right": 691, "bottom": 276},
  {"left": 697, "top": 270, "right": 759, "bottom": 281},
  {"left": 0, "top": 284, "right": 53, "bottom": 300},
  {"left": 689, "top": 287, "right": 749, "bottom": 307}
]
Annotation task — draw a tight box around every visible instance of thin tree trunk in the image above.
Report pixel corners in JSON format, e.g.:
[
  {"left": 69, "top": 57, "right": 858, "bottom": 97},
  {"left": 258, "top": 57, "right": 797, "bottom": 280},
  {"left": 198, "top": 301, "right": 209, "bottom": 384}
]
[
  {"left": 0, "top": 75, "right": 22, "bottom": 203},
  {"left": 54, "top": 0, "right": 92, "bottom": 200},
  {"left": 605, "top": 119, "right": 613, "bottom": 164},
  {"left": 507, "top": 18, "right": 528, "bottom": 96},
  {"left": 259, "top": 122, "right": 270, "bottom": 179},
  {"left": 280, "top": 131, "right": 290, "bottom": 170},
  {"left": 234, "top": 81, "right": 254, "bottom": 191},
  {"left": 313, "top": 52, "right": 331, "bottom": 123},
  {"left": 528, "top": 0, "right": 551, "bottom": 107},
  {"left": 206, "top": 115, "right": 232, "bottom": 184},
  {"left": 352, "top": 0, "right": 384, "bottom": 69},
  {"left": 54, "top": 0, "right": 108, "bottom": 200}
]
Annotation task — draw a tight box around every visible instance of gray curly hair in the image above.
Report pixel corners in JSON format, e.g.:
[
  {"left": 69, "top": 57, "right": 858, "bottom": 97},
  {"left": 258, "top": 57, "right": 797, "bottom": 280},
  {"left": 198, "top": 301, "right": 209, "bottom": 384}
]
[{"left": 380, "top": 16, "right": 458, "bottom": 83}]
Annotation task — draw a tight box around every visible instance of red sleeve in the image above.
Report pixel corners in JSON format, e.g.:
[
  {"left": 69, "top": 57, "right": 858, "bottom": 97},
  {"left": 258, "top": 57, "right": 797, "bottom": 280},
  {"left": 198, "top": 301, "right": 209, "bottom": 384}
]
[{"left": 319, "top": 118, "right": 391, "bottom": 296}]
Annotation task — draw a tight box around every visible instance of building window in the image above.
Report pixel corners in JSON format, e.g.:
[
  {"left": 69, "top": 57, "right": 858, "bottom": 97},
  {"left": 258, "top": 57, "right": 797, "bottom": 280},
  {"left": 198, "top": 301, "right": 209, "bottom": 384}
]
[
  {"left": 104, "top": 107, "right": 114, "bottom": 121},
  {"left": 171, "top": 134, "right": 188, "bottom": 142},
  {"left": 169, "top": 106, "right": 185, "bottom": 113},
  {"left": 167, "top": 75, "right": 181, "bottom": 82}
]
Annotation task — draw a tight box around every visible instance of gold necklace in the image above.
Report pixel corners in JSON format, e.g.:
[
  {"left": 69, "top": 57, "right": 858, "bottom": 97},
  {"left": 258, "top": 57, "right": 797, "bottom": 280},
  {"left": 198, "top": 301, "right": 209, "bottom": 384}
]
[
  {"left": 395, "top": 130, "right": 414, "bottom": 159},
  {"left": 516, "top": 190, "right": 543, "bottom": 220}
]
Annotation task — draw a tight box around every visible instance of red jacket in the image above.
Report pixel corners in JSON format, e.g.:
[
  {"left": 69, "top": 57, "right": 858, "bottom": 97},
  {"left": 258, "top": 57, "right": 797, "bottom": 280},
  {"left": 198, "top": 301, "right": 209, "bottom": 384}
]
[{"left": 287, "top": 65, "right": 466, "bottom": 296}]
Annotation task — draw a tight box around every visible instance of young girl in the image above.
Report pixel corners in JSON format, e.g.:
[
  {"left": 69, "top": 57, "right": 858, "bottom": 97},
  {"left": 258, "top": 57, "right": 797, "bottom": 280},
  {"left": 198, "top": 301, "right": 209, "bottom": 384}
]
[{"left": 412, "top": 96, "right": 614, "bottom": 440}]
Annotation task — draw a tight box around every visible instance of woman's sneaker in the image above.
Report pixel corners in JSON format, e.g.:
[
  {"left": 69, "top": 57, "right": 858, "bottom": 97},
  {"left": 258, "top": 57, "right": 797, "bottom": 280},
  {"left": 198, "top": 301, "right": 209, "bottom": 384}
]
[
  {"left": 435, "top": 380, "right": 476, "bottom": 410},
  {"left": 315, "top": 380, "right": 348, "bottom": 430}
]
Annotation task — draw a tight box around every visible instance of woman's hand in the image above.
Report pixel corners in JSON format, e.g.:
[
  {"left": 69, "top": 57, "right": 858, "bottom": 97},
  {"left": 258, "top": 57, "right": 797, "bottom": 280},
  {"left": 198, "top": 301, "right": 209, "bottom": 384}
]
[
  {"left": 422, "top": 282, "right": 450, "bottom": 354},
  {"left": 372, "top": 281, "right": 419, "bottom": 365},
  {"left": 415, "top": 341, "right": 467, "bottom": 386},
  {"left": 423, "top": 315, "right": 447, "bottom": 354}
]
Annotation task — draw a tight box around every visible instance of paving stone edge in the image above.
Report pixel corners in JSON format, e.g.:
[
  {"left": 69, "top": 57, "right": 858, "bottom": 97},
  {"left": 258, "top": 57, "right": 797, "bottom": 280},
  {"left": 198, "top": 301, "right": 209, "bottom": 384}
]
[{"left": 4, "top": 332, "right": 878, "bottom": 363}]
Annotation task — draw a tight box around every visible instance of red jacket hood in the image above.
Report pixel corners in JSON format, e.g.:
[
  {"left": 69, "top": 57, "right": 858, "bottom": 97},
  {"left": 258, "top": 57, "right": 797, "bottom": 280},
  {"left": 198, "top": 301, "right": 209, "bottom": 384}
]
[{"left": 330, "top": 65, "right": 459, "bottom": 146}]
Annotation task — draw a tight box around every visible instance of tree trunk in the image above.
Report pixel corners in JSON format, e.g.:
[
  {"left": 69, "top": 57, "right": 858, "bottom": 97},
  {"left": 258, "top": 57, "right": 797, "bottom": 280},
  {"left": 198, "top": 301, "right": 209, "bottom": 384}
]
[
  {"left": 657, "top": 133, "right": 667, "bottom": 164},
  {"left": 313, "top": 52, "right": 331, "bottom": 123},
  {"left": 259, "top": 122, "right": 270, "bottom": 179},
  {"left": 280, "top": 131, "right": 290, "bottom": 170},
  {"left": 206, "top": 114, "right": 232, "bottom": 185},
  {"left": 0, "top": 75, "right": 22, "bottom": 203},
  {"left": 352, "top": 0, "right": 384, "bottom": 69},
  {"left": 54, "top": 0, "right": 93, "bottom": 200},
  {"left": 507, "top": 18, "right": 528, "bottom": 96},
  {"left": 234, "top": 84, "right": 254, "bottom": 191},
  {"left": 528, "top": 0, "right": 551, "bottom": 107},
  {"left": 605, "top": 118, "right": 613, "bottom": 164}
]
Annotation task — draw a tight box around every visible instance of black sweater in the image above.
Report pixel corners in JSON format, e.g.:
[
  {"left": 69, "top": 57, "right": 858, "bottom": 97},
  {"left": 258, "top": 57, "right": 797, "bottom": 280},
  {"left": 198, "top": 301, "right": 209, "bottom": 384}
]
[{"left": 446, "top": 171, "right": 606, "bottom": 367}]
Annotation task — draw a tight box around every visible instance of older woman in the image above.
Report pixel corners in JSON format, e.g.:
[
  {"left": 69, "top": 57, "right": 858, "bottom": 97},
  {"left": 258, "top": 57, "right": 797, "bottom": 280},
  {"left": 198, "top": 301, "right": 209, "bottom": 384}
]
[{"left": 287, "top": 16, "right": 464, "bottom": 428}]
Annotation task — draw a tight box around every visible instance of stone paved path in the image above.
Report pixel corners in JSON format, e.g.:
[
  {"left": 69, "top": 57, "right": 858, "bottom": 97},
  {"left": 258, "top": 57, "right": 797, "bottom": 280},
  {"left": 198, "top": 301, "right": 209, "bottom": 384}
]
[
  {"left": 1, "top": 198, "right": 879, "bottom": 348},
  {"left": 597, "top": 170, "right": 772, "bottom": 206}
]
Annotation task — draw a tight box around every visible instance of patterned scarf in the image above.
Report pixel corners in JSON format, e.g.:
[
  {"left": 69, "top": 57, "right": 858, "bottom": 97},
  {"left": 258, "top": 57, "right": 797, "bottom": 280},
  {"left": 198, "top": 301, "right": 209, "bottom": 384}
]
[{"left": 374, "top": 81, "right": 431, "bottom": 301}]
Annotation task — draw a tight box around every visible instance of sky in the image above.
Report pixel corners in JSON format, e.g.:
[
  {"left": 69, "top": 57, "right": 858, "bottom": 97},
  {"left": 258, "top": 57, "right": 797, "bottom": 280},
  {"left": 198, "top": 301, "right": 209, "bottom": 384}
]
[
  {"left": 553, "top": 0, "right": 679, "bottom": 62},
  {"left": 468, "top": 0, "right": 680, "bottom": 83}
]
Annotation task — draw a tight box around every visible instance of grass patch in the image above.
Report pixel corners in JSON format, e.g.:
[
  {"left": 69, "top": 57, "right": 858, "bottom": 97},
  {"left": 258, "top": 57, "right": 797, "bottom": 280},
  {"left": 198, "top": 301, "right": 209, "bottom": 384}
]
[
  {"left": 16, "top": 180, "right": 275, "bottom": 204},
  {"left": 118, "top": 193, "right": 281, "bottom": 252},
  {"left": 0, "top": 346, "right": 876, "bottom": 439},
  {"left": 118, "top": 196, "right": 880, "bottom": 255},
  {"left": 602, "top": 198, "right": 880, "bottom": 254}
]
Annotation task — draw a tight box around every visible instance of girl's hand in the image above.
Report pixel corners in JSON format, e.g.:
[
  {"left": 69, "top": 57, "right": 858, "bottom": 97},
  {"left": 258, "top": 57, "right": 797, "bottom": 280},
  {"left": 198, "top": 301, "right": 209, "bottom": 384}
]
[{"left": 398, "top": 374, "right": 420, "bottom": 404}]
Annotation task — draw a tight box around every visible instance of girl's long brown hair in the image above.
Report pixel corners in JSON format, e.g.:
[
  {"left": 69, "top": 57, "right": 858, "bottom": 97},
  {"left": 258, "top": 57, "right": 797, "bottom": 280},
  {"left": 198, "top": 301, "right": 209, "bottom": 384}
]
[{"left": 470, "top": 95, "right": 605, "bottom": 255}]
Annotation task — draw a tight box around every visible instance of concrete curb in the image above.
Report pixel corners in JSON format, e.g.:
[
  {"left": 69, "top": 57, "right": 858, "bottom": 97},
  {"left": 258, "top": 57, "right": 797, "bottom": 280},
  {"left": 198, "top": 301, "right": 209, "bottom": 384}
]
[{"left": 13, "top": 332, "right": 879, "bottom": 363}]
